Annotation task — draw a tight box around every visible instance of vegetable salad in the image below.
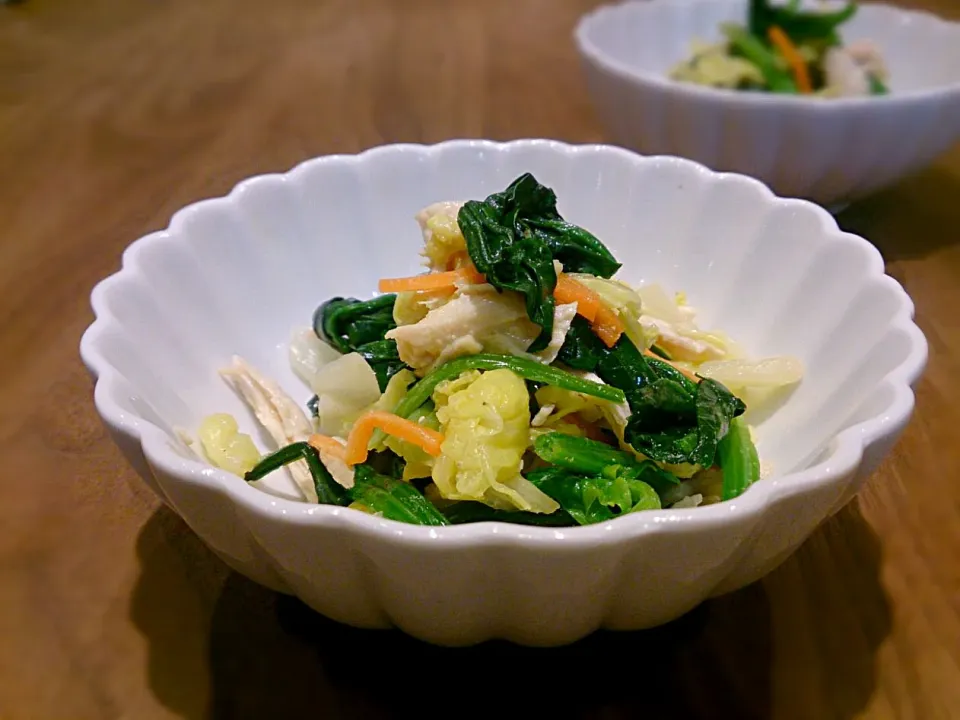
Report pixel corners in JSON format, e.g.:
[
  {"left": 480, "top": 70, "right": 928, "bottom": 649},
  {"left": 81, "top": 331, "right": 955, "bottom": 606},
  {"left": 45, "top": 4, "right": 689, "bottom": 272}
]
[
  {"left": 197, "top": 173, "right": 803, "bottom": 527},
  {"left": 670, "top": 0, "right": 889, "bottom": 98}
]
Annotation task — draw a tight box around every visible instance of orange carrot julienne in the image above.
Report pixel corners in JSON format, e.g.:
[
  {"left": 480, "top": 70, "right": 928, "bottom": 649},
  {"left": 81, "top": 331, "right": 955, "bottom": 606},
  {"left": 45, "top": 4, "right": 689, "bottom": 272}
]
[
  {"left": 378, "top": 266, "right": 485, "bottom": 293},
  {"left": 308, "top": 434, "right": 347, "bottom": 460},
  {"left": 344, "top": 410, "right": 445, "bottom": 466},
  {"left": 592, "top": 304, "right": 625, "bottom": 348},
  {"left": 768, "top": 25, "right": 812, "bottom": 94},
  {"left": 643, "top": 348, "right": 700, "bottom": 383},
  {"left": 553, "top": 273, "right": 603, "bottom": 322}
]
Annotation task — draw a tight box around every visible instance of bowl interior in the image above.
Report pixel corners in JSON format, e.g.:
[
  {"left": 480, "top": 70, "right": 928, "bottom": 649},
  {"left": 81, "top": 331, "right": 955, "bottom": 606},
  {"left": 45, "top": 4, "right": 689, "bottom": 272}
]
[
  {"left": 582, "top": 0, "right": 960, "bottom": 94},
  {"left": 89, "top": 144, "right": 917, "bottom": 502}
]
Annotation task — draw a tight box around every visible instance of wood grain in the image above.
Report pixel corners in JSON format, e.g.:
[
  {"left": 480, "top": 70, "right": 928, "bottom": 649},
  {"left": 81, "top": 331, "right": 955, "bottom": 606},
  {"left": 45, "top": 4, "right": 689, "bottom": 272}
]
[{"left": 1, "top": 0, "right": 958, "bottom": 718}]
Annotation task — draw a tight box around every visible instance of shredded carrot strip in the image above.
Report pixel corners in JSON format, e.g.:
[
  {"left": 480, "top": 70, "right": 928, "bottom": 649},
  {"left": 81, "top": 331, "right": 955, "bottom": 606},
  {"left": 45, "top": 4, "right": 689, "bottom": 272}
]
[
  {"left": 643, "top": 349, "right": 700, "bottom": 383},
  {"left": 308, "top": 434, "right": 347, "bottom": 460},
  {"left": 344, "top": 410, "right": 445, "bottom": 466},
  {"left": 768, "top": 26, "right": 812, "bottom": 94},
  {"left": 553, "top": 273, "right": 603, "bottom": 322},
  {"left": 378, "top": 266, "right": 485, "bottom": 293},
  {"left": 592, "top": 304, "right": 625, "bottom": 348}
]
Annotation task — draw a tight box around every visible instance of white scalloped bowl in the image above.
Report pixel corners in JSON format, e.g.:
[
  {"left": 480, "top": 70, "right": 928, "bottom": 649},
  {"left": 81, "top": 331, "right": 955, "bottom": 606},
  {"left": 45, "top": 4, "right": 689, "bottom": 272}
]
[
  {"left": 575, "top": 0, "right": 960, "bottom": 207},
  {"left": 80, "top": 140, "right": 925, "bottom": 647}
]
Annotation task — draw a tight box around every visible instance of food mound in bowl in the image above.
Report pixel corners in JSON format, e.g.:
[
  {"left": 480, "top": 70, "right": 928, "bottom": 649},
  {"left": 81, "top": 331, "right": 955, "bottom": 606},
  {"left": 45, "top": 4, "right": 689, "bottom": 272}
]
[
  {"left": 669, "top": 0, "right": 889, "bottom": 97},
  {"left": 194, "top": 173, "right": 804, "bottom": 527}
]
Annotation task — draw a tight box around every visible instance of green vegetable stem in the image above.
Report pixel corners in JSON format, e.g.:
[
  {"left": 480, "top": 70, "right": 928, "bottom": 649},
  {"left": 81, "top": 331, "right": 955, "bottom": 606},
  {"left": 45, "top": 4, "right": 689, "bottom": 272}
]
[
  {"left": 392, "top": 353, "right": 628, "bottom": 419},
  {"left": 527, "top": 467, "right": 661, "bottom": 526},
  {"left": 532, "top": 432, "right": 679, "bottom": 494},
  {"left": 245, "top": 442, "right": 350, "bottom": 506},
  {"left": 349, "top": 465, "right": 450, "bottom": 526},
  {"left": 718, "top": 417, "right": 761, "bottom": 501}
]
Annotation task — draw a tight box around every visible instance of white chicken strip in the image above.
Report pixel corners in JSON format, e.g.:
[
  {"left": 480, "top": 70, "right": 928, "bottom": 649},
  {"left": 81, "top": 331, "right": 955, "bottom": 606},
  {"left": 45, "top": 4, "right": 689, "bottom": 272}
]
[
  {"left": 315, "top": 436, "right": 355, "bottom": 490},
  {"left": 640, "top": 316, "right": 725, "bottom": 363},
  {"left": 823, "top": 47, "right": 870, "bottom": 97},
  {"left": 386, "top": 292, "right": 538, "bottom": 373},
  {"left": 533, "top": 302, "right": 578, "bottom": 365},
  {"left": 219, "top": 356, "right": 318, "bottom": 503}
]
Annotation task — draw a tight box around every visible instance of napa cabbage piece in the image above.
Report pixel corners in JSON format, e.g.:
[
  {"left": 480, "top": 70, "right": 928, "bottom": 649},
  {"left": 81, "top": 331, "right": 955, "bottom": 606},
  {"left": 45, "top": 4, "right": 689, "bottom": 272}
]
[
  {"left": 364, "top": 367, "right": 440, "bottom": 480},
  {"left": 416, "top": 201, "right": 467, "bottom": 271},
  {"left": 636, "top": 283, "right": 739, "bottom": 363},
  {"left": 566, "top": 273, "right": 653, "bottom": 351},
  {"left": 289, "top": 327, "right": 342, "bottom": 389},
  {"left": 198, "top": 413, "right": 261, "bottom": 477},
  {"left": 310, "top": 352, "right": 382, "bottom": 436},
  {"left": 696, "top": 357, "right": 804, "bottom": 392},
  {"left": 431, "top": 368, "right": 560, "bottom": 514}
]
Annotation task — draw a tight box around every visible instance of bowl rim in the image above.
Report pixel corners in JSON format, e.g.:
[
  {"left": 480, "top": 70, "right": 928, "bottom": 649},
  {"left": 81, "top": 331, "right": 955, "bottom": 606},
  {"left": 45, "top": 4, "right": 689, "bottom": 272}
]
[
  {"left": 79, "top": 138, "right": 928, "bottom": 548},
  {"left": 574, "top": 0, "right": 960, "bottom": 109}
]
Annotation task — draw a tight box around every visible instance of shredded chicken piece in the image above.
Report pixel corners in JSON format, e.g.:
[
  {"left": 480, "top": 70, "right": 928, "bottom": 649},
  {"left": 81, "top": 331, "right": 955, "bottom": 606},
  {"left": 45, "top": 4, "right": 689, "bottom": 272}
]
[
  {"left": 219, "top": 356, "right": 318, "bottom": 502},
  {"left": 846, "top": 40, "right": 888, "bottom": 82},
  {"left": 639, "top": 316, "right": 725, "bottom": 363},
  {"left": 386, "top": 292, "right": 537, "bottom": 372},
  {"left": 823, "top": 47, "right": 869, "bottom": 97},
  {"left": 534, "top": 302, "right": 578, "bottom": 365},
  {"left": 315, "top": 436, "right": 355, "bottom": 490}
]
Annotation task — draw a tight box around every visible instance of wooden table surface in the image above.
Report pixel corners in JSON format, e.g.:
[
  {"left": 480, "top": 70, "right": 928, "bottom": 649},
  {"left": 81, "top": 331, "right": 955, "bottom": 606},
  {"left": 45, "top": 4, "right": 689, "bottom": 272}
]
[{"left": 2, "top": 0, "right": 959, "bottom": 718}]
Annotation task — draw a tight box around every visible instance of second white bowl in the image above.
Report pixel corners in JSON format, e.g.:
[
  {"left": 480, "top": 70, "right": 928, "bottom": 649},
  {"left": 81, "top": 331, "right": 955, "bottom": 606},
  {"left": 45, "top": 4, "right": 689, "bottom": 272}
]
[{"left": 575, "top": 0, "right": 960, "bottom": 206}]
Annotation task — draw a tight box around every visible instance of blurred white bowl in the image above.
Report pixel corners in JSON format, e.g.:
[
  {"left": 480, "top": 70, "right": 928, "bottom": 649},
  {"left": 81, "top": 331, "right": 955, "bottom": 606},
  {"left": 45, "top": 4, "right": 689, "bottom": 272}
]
[
  {"left": 575, "top": 0, "right": 960, "bottom": 206},
  {"left": 80, "top": 140, "right": 925, "bottom": 647}
]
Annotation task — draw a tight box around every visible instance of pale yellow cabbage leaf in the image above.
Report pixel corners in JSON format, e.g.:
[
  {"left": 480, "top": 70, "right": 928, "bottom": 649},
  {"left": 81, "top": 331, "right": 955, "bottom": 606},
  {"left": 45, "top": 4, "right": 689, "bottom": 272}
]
[{"left": 431, "top": 369, "right": 559, "bottom": 513}]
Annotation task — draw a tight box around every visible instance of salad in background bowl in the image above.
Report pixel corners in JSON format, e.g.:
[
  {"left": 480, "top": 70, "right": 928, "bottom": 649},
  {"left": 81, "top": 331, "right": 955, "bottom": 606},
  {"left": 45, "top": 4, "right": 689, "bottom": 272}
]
[
  {"left": 80, "top": 140, "right": 925, "bottom": 646},
  {"left": 671, "top": 0, "right": 889, "bottom": 97},
  {"left": 575, "top": 0, "right": 960, "bottom": 206}
]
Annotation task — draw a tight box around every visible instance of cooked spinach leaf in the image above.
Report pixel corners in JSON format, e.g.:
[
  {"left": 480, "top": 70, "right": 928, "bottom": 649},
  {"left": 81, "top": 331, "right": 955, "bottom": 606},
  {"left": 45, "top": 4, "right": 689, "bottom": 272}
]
[
  {"left": 527, "top": 466, "right": 661, "bottom": 526},
  {"left": 244, "top": 442, "right": 350, "bottom": 506},
  {"left": 313, "top": 294, "right": 398, "bottom": 353},
  {"left": 748, "top": 0, "right": 856, "bottom": 44},
  {"left": 350, "top": 465, "right": 449, "bottom": 526},
  {"left": 556, "top": 316, "right": 607, "bottom": 371},
  {"left": 590, "top": 338, "right": 746, "bottom": 467},
  {"left": 458, "top": 173, "right": 621, "bottom": 351},
  {"left": 718, "top": 417, "right": 761, "bottom": 501},
  {"left": 356, "top": 339, "right": 407, "bottom": 392},
  {"left": 312, "top": 295, "right": 409, "bottom": 390},
  {"left": 692, "top": 378, "right": 747, "bottom": 468},
  {"left": 532, "top": 432, "right": 679, "bottom": 495}
]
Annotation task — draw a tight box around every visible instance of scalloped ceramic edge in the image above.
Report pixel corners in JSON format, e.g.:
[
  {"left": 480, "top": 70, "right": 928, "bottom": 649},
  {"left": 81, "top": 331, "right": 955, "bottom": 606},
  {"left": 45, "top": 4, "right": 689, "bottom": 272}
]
[
  {"left": 79, "top": 140, "right": 927, "bottom": 646},
  {"left": 575, "top": 0, "right": 960, "bottom": 205}
]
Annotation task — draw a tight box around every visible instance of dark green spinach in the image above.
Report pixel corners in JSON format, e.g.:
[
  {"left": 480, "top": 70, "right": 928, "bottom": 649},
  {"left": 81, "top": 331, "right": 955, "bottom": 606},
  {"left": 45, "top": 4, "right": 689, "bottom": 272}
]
[
  {"left": 312, "top": 294, "right": 409, "bottom": 391},
  {"left": 313, "top": 295, "right": 398, "bottom": 353},
  {"left": 457, "top": 173, "right": 621, "bottom": 351},
  {"left": 588, "top": 338, "right": 746, "bottom": 468},
  {"left": 244, "top": 442, "right": 350, "bottom": 506},
  {"left": 356, "top": 339, "right": 407, "bottom": 392},
  {"left": 748, "top": 0, "right": 856, "bottom": 45},
  {"left": 556, "top": 316, "right": 607, "bottom": 371},
  {"left": 718, "top": 417, "right": 761, "bottom": 501},
  {"left": 349, "top": 465, "right": 449, "bottom": 526},
  {"left": 527, "top": 467, "right": 661, "bottom": 526},
  {"left": 532, "top": 432, "right": 679, "bottom": 495}
]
